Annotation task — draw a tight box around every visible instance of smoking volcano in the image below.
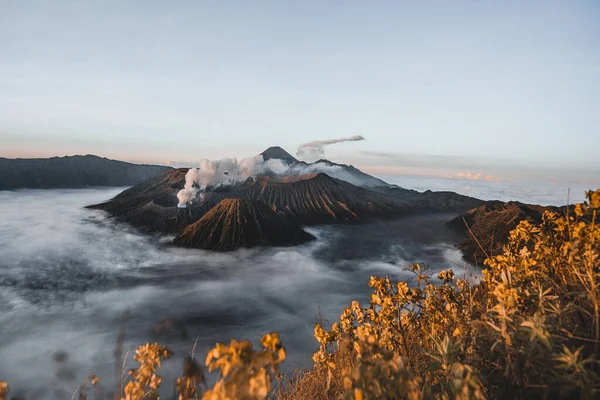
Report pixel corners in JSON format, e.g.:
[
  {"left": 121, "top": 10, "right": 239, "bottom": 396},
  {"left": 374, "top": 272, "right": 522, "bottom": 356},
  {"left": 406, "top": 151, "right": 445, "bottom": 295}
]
[{"left": 88, "top": 146, "right": 488, "bottom": 252}]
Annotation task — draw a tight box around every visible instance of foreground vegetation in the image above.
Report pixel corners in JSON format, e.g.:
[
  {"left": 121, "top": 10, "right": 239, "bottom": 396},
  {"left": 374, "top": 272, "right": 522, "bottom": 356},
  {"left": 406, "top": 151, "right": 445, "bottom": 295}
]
[{"left": 2, "top": 190, "right": 599, "bottom": 400}]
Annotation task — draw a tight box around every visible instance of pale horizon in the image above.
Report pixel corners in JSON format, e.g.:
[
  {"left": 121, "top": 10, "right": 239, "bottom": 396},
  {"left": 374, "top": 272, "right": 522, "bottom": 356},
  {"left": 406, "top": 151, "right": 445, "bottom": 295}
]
[{"left": 3, "top": 144, "right": 598, "bottom": 187}]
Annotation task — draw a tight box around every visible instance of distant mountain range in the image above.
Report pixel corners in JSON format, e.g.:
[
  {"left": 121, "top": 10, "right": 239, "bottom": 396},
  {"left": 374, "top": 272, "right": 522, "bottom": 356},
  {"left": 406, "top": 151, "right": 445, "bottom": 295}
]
[{"left": 0, "top": 155, "right": 171, "bottom": 189}]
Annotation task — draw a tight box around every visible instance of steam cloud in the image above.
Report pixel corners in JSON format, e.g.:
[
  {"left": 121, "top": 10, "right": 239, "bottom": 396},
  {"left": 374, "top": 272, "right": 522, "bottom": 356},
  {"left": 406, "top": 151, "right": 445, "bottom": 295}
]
[
  {"left": 296, "top": 135, "right": 365, "bottom": 161},
  {"left": 176, "top": 151, "right": 387, "bottom": 208},
  {"left": 177, "top": 137, "right": 368, "bottom": 207},
  {"left": 177, "top": 156, "right": 289, "bottom": 207},
  {"left": 175, "top": 156, "right": 363, "bottom": 207}
]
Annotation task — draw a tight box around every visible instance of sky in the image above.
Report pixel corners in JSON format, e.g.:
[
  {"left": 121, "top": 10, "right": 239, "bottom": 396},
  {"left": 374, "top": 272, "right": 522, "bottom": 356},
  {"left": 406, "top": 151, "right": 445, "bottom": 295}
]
[{"left": 1, "top": 0, "right": 599, "bottom": 183}]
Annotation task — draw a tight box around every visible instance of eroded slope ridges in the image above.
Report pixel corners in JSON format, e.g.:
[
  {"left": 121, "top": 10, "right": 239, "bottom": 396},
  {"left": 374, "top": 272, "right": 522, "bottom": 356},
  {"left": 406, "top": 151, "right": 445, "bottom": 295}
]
[
  {"left": 89, "top": 170, "right": 413, "bottom": 232},
  {"left": 206, "top": 173, "right": 411, "bottom": 224},
  {"left": 173, "top": 198, "right": 314, "bottom": 251},
  {"left": 89, "top": 167, "right": 492, "bottom": 235}
]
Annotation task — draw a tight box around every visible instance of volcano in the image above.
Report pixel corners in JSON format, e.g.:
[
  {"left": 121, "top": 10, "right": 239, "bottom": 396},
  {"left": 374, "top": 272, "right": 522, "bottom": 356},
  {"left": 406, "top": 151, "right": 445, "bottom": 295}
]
[
  {"left": 0, "top": 155, "right": 171, "bottom": 189},
  {"left": 86, "top": 168, "right": 221, "bottom": 233},
  {"left": 173, "top": 198, "right": 314, "bottom": 251},
  {"left": 260, "top": 146, "right": 299, "bottom": 164},
  {"left": 89, "top": 171, "right": 417, "bottom": 232},
  {"left": 88, "top": 146, "right": 490, "bottom": 252}
]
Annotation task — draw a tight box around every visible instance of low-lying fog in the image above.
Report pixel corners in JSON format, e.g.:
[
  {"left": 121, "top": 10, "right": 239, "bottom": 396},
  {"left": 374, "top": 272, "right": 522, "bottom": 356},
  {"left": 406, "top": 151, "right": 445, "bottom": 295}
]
[
  {"left": 384, "top": 175, "right": 593, "bottom": 206},
  {"left": 0, "top": 188, "right": 476, "bottom": 399}
]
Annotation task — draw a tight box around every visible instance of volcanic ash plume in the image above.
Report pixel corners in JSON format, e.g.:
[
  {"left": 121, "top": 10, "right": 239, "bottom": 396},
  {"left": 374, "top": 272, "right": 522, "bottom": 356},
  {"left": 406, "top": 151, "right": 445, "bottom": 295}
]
[
  {"left": 176, "top": 156, "right": 288, "bottom": 208},
  {"left": 296, "top": 135, "right": 365, "bottom": 161}
]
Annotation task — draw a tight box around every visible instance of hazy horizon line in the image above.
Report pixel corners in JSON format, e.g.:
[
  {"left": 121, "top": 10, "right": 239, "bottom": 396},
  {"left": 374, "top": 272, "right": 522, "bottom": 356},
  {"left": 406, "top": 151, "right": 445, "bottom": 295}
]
[{"left": 2, "top": 149, "right": 598, "bottom": 187}]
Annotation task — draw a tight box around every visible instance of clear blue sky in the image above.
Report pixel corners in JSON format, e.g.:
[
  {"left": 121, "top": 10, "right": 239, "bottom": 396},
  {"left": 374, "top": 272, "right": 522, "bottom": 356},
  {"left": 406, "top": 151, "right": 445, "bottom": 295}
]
[{"left": 1, "top": 1, "right": 599, "bottom": 182}]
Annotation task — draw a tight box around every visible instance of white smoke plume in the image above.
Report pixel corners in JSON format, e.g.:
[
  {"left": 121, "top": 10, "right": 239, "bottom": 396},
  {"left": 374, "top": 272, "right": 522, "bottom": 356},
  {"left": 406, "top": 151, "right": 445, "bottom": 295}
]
[
  {"left": 176, "top": 144, "right": 380, "bottom": 208},
  {"left": 177, "top": 156, "right": 288, "bottom": 207},
  {"left": 296, "top": 135, "right": 365, "bottom": 161}
]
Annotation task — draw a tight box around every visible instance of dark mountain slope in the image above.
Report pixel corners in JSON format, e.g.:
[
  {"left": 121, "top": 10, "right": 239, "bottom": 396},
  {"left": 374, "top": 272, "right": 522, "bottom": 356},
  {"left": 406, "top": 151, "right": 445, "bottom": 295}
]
[
  {"left": 89, "top": 166, "right": 491, "bottom": 236},
  {"left": 89, "top": 170, "right": 415, "bottom": 231},
  {"left": 447, "top": 202, "right": 563, "bottom": 264},
  {"left": 312, "top": 159, "right": 389, "bottom": 187},
  {"left": 259, "top": 145, "right": 388, "bottom": 187},
  {"left": 260, "top": 146, "right": 299, "bottom": 164},
  {"left": 203, "top": 173, "right": 413, "bottom": 225},
  {"left": 0, "top": 155, "right": 171, "bottom": 189},
  {"left": 173, "top": 198, "right": 314, "bottom": 251},
  {"left": 373, "top": 186, "right": 486, "bottom": 213},
  {"left": 88, "top": 168, "right": 188, "bottom": 213},
  {"left": 86, "top": 168, "right": 217, "bottom": 232}
]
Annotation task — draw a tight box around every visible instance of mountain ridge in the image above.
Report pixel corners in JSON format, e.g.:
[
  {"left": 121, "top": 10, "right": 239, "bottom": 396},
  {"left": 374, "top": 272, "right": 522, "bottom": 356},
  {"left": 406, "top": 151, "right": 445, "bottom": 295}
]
[{"left": 0, "top": 154, "right": 171, "bottom": 189}]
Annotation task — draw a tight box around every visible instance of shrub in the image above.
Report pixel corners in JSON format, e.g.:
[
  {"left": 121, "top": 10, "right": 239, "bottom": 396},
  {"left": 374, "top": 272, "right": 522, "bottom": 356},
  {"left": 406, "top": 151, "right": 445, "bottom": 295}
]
[{"left": 288, "top": 190, "right": 600, "bottom": 399}]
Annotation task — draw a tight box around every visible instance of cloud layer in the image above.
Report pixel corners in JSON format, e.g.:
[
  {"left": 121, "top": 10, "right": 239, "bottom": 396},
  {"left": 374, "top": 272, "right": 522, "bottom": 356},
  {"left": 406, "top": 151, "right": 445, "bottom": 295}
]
[{"left": 0, "top": 188, "right": 470, "bottom": 398}]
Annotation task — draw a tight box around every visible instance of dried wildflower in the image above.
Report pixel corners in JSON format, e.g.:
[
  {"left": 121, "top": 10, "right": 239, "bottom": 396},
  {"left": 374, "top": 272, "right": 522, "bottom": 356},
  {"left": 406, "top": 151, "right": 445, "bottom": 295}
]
[
  {"left": 0, "top": 381, "right": 8, "bottom": 400},
  {"left": 298, "top": 191, "right": 600, "bottom": 399},
  {"left": 122, "top": 343, "right": 172, "bottom": 400},
  {"left": 202, "top": 332, "right": 286, "bottom": 400}
]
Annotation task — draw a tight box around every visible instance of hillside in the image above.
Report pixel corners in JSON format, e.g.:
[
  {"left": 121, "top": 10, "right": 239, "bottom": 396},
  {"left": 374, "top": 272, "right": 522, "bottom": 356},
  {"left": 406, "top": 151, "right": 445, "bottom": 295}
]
[
  {"left": 310, "top": 159, "right": 389, "bottom": 187},
  {"left": 206, "top": 173, "right": 412, "bottom": 224},
  {"left": 447, "top": 201, "right": 563, "bottom": 264},
  {"left": 86, "top": 168, "right": 218, "bottom": 233},
  {"left": 173, "top": 198, "right": 314, "bottom": 251},
  {"left": 373, "top": 186, "right": 486, "bottom": 213},
  {"left": 0, "top": 155, "right": 171, "bottom": 189},
  {"left": 260, "top": 146, "right": 388, "bottom": 187},
  {"left": 89, "top": 170, "right": 413, "bottom": 231}
]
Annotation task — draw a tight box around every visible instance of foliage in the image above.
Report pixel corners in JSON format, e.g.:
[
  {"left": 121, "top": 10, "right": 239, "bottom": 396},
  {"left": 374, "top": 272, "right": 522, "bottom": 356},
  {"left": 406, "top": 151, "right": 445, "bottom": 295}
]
[
  {"left": 288, "top": 189, "right": 600, "bottom": 399},
  {"left": 0, "top": 381, "right": 7, "bottom": 400},
  {"left": 202, "top": 332, "right": 286, "bottom": 399},
  {"left": 77, "top": 374, "right": 101, "bottom": 400},
  {"left": 2, "top": 190, "right": 599, "bottom": 399},
  {"left": 122, "top": 343, "right": 172, "bottom": 400},
  {"left": 108, "top": 333, "right": 284, "bottom": 400}
]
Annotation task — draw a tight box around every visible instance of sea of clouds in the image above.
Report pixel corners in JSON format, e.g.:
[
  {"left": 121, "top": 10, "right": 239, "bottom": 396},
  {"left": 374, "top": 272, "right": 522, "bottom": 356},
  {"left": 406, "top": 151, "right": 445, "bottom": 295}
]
[
  {"left": 0, "top": 187, "right": 470, "bottom": 398},
  {"left": 383, "top": 175, "right": 593, "bottom": 206}
]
